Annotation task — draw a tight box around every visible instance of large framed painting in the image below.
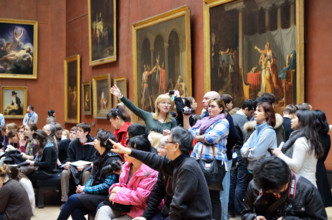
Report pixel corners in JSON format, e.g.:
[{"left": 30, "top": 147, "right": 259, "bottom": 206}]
[
  {"left": 88, "top": 0, "right": 117, "bottom": 66},
  {"left": 0, "top": 18, "right": 38, "bottom": 79},
  {"left": 82, "top": 81, "right": 92, "bottom": 115},
  {"left": 1, "top": 86, "right": 27, "bottom": 119},
  {"left": 204, "top": 0, "right": 304, "bottom": 111},
  {"left": 92, "top": 74, "right": 111, "bottom": 119},
  {"left": 64, "top": 55, "right": 80, "bottom": 123},
  {"left": 113, "top": 77, "right": 127, "bottom": 106},
  {"left": 132, "top": 6, "right": 192, "bottom": 115}
]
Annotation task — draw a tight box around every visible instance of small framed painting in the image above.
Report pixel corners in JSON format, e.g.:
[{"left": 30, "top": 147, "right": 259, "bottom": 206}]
[
  {"left": 113, "top": 77, "right": 127, "bottom": 106},
  {"left": 92, "top": 74, "right": 111, "bottom": 119},
  {"left": 1, "top": 86, "right": 27, "bottom": 119},
  {"left": 82, "top": 81, "right": 92, "bottom": 115}
]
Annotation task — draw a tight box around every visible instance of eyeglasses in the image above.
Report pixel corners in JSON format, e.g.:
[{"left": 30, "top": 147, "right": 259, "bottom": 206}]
[
  {"left": 161, "top": 102, "right": 171, "bottom": 106},
  {"left": 165, "top": 141, "right": 176, "bottom": 144}
]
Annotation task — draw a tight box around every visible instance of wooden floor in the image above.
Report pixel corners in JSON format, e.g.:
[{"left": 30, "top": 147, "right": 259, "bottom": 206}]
[{"left": 31, "top": 191, "right": 332, "bottom": 220}]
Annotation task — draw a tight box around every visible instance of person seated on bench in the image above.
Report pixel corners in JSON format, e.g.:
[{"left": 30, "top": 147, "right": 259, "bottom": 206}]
[
  {"left": 57, "top": 129, "right": 122, "bottom": 220},
  {"left": 25, "top": 129, "right": 57, "bottom": 186},
  {"left": 60, "top": 122, "right": 96, "bottom": 204},
  {"left": 0, "top": 164, "right": 33, "bottom": 220},
  {"left": 95, "top": 134, "right": 158, "bottom": 220}
]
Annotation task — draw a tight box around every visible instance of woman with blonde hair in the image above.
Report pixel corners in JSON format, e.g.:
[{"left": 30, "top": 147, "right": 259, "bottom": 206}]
[
  {"left": 110, "top": 85, "right": 176, "bottom": 134},
  {"left": 0, "top": 164, "right": 33, "bottom": 220}
]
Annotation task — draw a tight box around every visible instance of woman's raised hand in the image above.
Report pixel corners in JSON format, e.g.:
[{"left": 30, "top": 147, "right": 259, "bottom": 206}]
[
  {"left": 110, "top": 139, "right": 132, "bottom": 155},
  {"left": 110, "top": 84, "right": 122, "bottom": 98}
]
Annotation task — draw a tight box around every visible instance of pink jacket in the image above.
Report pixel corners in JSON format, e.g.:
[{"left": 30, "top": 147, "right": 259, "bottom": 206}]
[{"left": 109, "top": 161, "right": 158, "bottom": 218}]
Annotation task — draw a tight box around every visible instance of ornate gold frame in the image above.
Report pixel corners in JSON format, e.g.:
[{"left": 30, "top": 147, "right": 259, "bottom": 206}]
[
  {"left": 132, "top": 6, "right": 192, "bottom": 122},
  {"left": 113, "top": 77, "right": 127, "bottom": 106},
  {"left": 88, "top": 0, "right": 117, "bottom": 66},
  {"left": 92, "top": 74, "right": 111, "bottom": 119},
  {"left": 203, "top": 0, "right": 304, "bottom": 104},
  {"left": 82, "top": 81, "right": 92, "bottom": 115},
  {"left": 0, "top": 18, "right": 38, "bottom": 79},
  {"left": 1, "top": 86, "right": 27, "bottom": 119},
  {"left": 64, "top": 55, "right": 80, "bottom": 123}
]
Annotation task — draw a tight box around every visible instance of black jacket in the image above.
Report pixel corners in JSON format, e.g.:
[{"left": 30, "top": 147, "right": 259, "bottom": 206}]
[
  {"left": 66, "top": 135, "right": 96, "bottom": 162},
  {"left": 316, "top": 133, "right": 332, "bottom": 207},
  {"left": 131, "top": 150, "right": 212, "bottom": 220},
  {"left": 143, "top": 165, "right": 173, "bottom": 219},
  {"left": 242, "top": 175, "right": 327, "bottom": 220},
  {"left": 225, "top": 111, "right": 241, "bottom": 160}
]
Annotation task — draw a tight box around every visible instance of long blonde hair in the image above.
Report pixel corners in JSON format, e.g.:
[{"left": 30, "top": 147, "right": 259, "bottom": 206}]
[{"left": 152, "top": 94, "right": 172, "bottom": 123}]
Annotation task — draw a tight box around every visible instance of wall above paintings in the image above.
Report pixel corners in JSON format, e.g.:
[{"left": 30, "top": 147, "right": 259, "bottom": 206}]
[{"left": 1, "top": 1, "right": 332, "bottom": 165}]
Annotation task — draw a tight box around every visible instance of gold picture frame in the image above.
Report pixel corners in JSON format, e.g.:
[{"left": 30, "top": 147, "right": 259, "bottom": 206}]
[
  {"left": 92, "top": 74, "right": 111, "bottom": 119},
  {"left": 82, "top": 81, "right": 92, "bottom": 115},
  {"left": 64, "top": 55, "right": 80, "bottom": 123},
  {"left": 113, "top": 77, "right": 127, "bottom": 106},
  {"left": 204, "top": 0, "right": 304, "bottom": 110},
  {"left": 1, "top": 86, "right": 27, "bottom": 119},
  {"left": 132, "top": 6, "right": 192, "bottom": 121},
  {"left": 88, "top": 0, "right": 117, "bottom": 66},
  {"left": 0, "top": 18, "right": 38, "bottom": 79}
]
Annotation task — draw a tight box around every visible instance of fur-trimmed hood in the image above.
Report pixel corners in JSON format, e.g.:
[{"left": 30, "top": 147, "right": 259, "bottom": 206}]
[
  {"left": 275, "top": 113, "right": 283, "bottom": 129},
  {"left": 243, "top": 113, "right": 283, "bottom": 132}
]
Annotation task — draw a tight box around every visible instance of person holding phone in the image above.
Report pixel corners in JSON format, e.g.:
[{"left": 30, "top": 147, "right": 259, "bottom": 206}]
[{"left": 110, "top": 85, "right": 177, "bottom": 135}]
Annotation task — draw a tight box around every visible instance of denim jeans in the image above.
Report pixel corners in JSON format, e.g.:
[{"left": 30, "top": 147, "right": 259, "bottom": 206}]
[
  {"left": 229, "top": 154, "right": 251, "bottom": 215},
  {"left": 57, "top": 194, "right": 88, "bottom": 220},
  {"left": 220, "top": 160, "right": 232, "bottom": 220}
]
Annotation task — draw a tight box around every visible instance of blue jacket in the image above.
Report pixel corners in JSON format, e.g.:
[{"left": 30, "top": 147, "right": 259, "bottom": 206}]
[{"left": 241, "top": 122, "right": 277, "bottom": 171}]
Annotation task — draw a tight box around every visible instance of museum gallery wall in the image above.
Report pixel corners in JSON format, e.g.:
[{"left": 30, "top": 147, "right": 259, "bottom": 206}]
[{"left": 1, "top": 0, "right": 332, "bottom": 167}]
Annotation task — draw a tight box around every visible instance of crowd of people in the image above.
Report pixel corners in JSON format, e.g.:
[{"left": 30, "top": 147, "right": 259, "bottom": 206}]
[{"left": 0, "top": 87, "right": 331, "bottom": 220}]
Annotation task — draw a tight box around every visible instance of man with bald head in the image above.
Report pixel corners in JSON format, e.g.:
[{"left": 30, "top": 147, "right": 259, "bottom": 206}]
[{"left": 201, "top": 91, "right": 220, "bottom": 118}]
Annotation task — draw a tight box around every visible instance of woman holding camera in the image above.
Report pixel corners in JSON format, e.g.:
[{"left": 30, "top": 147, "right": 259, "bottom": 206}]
[
  {"left": 58, "top": 129, "right": 123, "bottom": 220},
  {"left": 187, "top": 97, "right": 229, "bottom": 220},
  {"left": 110, "top": 85, "right": 177, "bottom": 134}
]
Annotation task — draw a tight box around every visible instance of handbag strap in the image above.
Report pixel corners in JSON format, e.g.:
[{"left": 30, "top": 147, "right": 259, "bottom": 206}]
[{"left": 199, "top": 144, "right": 216, "bottom": 159}]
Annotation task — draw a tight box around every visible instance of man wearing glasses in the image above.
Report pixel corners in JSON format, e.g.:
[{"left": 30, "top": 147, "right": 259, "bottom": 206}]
[{"left": 111, "top": 126, "right": 212, "bottom": 220}]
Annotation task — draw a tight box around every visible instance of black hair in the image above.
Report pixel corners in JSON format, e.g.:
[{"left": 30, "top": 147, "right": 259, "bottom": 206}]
[
  {"left": 76, "top": 122, "right": 91, "bottom": 134},
  {"left": 106, "top": 107, "right": 128, "bottom": 122},
  {"left": 313, "top": 110, "right": 329, "bottom": 134},
  {"left": 127, "top": 134, "right": 151, "bottom": 152},
  {"left": 242, "top": 99, "right": 255, "bottom": 111},
  {"left": 296, "top": 110, "right": 324, "bottom": 158},
  {"left": 95, "top": 128, "right": 117, "bottom": 151},
  {"left": 48, "top": 109, "right": 55, "bottom": 117},
  {"left": 253, "top": 157, "right": 291, "bottom": 192},
  {"left": 127, "top": 124, "right": 148, "bottom": 139},
  {"left": 170, "top": 127, "right": 193, "bottom": 155},
  {"left": 28, "top": 105, "right": 34, "bottom": 111},
  {"left": 258, "top": 93, "right": 276, "bottom": 104},
  {"left": 220, "top": 94, "right": 233, "bottom": 105}
]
